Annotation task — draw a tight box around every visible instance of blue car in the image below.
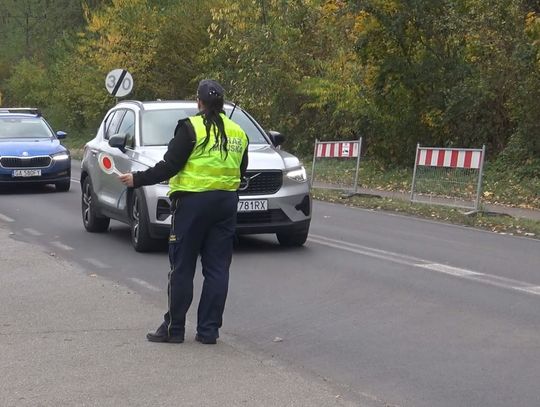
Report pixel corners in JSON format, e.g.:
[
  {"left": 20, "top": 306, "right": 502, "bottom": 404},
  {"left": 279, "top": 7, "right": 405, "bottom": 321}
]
[{"left": 0, "top": 108, "right": 71, "bottom": 191}]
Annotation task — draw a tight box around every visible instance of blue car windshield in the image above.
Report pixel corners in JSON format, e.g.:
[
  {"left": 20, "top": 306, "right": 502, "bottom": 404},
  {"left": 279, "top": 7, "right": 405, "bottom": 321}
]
[
  {"left": 141, "top": 107, "right": 269, "bottom": 146},
  {"left": 0, "top": 117, "right": 53, "bottom": 139}
]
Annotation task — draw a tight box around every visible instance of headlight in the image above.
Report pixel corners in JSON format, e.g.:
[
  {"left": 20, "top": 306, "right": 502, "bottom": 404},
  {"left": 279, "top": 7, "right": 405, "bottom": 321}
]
[
  {"left": 51, "top": 152, "right": 70, "bottom": 161},
  {"left": 286, "top": 166, "right": 307, "bottom": 183}
]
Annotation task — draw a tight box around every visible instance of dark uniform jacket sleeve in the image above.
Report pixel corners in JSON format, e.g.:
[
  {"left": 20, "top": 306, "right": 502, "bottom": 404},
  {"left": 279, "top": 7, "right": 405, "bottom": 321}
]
[{"left": 132, "top": 119, "right": 195, "bottom": 188}]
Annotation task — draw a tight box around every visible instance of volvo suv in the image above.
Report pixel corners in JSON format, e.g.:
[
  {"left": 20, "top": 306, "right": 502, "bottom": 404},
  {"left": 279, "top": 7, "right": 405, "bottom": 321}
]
[{"left": 80, "top": 101, "right": 311, "bottom": 251}]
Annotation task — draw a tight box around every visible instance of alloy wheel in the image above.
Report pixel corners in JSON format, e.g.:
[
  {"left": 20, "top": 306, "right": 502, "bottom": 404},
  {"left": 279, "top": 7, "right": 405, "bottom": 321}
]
[
  {"left": 82, "top": 182, "right": 92, "bottom": 226},
  {"left": 132, "top": 194, "right": 140, "bottom": 244}
]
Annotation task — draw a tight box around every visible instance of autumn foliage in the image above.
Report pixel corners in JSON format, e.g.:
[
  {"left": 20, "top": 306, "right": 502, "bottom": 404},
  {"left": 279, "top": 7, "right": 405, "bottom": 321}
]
[{"left": 0, "top": 0, "right": 539, "bottom": 173}]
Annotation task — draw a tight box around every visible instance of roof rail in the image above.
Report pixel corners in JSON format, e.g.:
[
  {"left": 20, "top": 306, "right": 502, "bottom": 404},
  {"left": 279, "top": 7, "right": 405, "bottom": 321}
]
[
  {"left": 0, "top": 107, "right": 42, "bottom": 116},
  {"left": 117, "top": 100, "right": 145, "bottom": 111}
]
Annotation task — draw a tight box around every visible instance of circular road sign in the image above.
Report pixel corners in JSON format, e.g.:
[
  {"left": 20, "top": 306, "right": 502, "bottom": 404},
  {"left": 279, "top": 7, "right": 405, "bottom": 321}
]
[{"left": 105, "top": 69, "right": 133, "bottom": 97}]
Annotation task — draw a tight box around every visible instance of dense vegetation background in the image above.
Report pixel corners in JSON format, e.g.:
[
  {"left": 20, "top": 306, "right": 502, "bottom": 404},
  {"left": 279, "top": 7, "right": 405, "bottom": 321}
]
[{"left": 0, "top": 0, "right": 539, "bottom": 179}]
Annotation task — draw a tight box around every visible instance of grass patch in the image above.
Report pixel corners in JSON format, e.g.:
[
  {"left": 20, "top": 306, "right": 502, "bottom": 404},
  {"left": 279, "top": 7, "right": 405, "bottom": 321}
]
[
  {"left": 306, "top": 158, "right": 539, "bottom": 209},
  {"left": 312, "top": 188, "right": 540, "bottom": 239},
  {"left": 309, "top": 158, "right": 410, "bottom": 192},
  {"left": 482, "top": 161, "right": 540, "bottom": 210}
]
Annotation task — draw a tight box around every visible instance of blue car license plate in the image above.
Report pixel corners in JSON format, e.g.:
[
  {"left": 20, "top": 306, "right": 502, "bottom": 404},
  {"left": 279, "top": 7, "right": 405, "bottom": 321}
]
[{"left": 12, "top": 169, "right": 41, "bottom": 177}]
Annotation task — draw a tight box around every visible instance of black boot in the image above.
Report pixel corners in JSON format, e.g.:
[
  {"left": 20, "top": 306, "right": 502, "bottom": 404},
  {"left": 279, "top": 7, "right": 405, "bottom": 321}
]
[
  {"left": 195, "top": 334, "right": 217, "bottom": 345},
  {"left": 147, "top": 323, "right": 184, "bottom": 343}
]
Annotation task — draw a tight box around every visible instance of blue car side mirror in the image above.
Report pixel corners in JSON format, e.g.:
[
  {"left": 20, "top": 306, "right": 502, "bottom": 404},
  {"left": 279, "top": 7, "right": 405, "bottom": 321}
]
[{"left": 56, "top": 131, "right": 67, "bottom": 139}]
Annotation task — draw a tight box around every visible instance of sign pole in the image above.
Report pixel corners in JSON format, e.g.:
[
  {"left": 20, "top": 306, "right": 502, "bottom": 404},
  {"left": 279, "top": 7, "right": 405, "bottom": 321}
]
[
  {"left": 410, "top": 143, "right": 420, "bottom": 202},
  {"left": 474, "top": 144, "right": 486, "bottom": 212},
  {"left": 310, "top": 139, "right": 318, "bottom": 188},
  {"left": 352, "top": 136, "right": 362, "bottom": 194}
]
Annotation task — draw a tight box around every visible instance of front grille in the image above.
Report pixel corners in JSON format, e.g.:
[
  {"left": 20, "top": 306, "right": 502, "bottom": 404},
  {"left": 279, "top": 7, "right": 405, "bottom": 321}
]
[
  {"left": 0, "top": 156, "right": 51, "bottom": 168},
  {"left": 237, "top": 209, "right": 289, "bottom": 225},
  {"left": 240, "top": 170, "right": 282, "bottom": 195}
]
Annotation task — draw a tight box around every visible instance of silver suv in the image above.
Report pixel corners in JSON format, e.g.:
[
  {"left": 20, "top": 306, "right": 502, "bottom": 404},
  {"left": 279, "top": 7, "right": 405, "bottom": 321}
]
[{"left": 80, "top": 100, "right": 311, "bottom": 251}]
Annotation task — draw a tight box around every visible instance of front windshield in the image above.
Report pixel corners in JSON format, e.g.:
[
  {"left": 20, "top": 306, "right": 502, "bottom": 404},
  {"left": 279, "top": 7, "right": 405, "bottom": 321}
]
[
  {"left": 141, "top": 107, "right": 269, "bottom": 146},
  {"left": 0, "top": 117, "right": 53, "bottom": 139}
]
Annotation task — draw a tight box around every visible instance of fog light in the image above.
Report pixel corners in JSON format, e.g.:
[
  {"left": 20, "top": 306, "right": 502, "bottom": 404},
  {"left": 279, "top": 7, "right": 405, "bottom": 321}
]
[
  {"left": 295, "top": 195, "right": 311, "bottom": 216},
  {"left": 156, "top": 199, "right": 171, "bottom": 221}
]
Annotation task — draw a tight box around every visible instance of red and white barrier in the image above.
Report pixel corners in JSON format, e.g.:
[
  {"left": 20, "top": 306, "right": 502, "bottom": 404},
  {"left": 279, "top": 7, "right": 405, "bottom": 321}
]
[
  {"left": 416, "top": 148, "right": 483, "bottom": 169},
  {"left": 315, "top": 141, "right": 360, "bottom": 158},
  {"left": 411, "top": 144, "right": 486, "bottom": 211},
  {"left": 311, "top": 137, "right": 363, "bottom": 194}
]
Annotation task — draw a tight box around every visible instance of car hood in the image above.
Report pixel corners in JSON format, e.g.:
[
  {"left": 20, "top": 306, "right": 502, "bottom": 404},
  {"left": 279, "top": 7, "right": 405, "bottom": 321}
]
[
  {"left": 245, "top": 144, "right": 302, "bottom": 170},
  {"left": 0, "top": 138, "right": 65, "bottom": 156},
  {"left": 132, "top": 144, "right": 302, "bottom": 170}
]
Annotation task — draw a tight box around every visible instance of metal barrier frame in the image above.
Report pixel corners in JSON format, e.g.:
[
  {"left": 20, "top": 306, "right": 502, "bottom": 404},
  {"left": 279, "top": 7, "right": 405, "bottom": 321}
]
[
  {"left": 410, "top": 144, "right": 486, "bottom": 211},
  {"left": 311, "top": 137, "right": 362, "bottom": 195}
]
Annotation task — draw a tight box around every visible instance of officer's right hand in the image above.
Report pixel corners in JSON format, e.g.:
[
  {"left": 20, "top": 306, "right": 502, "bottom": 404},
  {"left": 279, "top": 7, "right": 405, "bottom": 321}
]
[{"left": 119, "top": 173, "right": 134, "bottom": 187}]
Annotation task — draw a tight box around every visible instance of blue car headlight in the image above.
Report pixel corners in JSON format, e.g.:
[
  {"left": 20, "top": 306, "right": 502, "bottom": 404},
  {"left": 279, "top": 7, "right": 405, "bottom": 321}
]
[{"left": 51, "top": 152, "right": 70, "bottom": 161}]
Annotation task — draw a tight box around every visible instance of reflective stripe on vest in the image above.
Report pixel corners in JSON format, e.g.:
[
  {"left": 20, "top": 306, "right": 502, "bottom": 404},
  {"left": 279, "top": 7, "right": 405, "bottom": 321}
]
[{"left": 168, "top": 114, "right": 248, "bottom": 193}]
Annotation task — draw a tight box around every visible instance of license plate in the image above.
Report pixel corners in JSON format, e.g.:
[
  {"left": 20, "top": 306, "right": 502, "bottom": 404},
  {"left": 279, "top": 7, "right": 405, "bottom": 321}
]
[
  {"left": 238, "top": 199, "right": 268, "bottom": 212},
  {"left": 12, "top": 169, "right": 41, "bottom": 177}
]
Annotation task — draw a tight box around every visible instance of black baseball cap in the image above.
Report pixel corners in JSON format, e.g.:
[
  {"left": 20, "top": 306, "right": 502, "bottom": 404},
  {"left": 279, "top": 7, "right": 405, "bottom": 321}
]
[{"left": 197, "top": 79, "right": 224, "bottom": 102}]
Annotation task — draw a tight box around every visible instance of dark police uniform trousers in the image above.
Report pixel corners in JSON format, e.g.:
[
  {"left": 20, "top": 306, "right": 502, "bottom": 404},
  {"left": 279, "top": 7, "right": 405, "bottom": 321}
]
[{"left": 165, "top": 189, "right": 238, "bottom": 340}]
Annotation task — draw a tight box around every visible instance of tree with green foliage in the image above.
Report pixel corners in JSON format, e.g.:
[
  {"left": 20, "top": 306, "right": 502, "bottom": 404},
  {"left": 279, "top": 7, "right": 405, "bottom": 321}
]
[
  {"left": 0, "top": 0, "right": 90, "bottom": 83},
  {"left": 0, "top": 0, "right": 538, "bottom": 178},
  {"left": 204, "top": 0, "right": 349, "bottom": 152},
  {"left": 8, "top": 0, "right": 218, "bottom": 132}
]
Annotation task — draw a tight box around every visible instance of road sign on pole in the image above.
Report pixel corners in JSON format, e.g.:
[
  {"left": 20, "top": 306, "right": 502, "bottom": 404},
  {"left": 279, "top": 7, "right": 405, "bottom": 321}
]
[{"left": 105, "top": 69, "right": 133, "bottom": 98}]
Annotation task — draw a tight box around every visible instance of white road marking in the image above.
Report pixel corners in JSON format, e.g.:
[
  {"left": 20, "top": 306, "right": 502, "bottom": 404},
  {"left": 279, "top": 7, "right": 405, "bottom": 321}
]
[
  {"left": 515, "top": 286, "right": 540, "bottom": 296},
  {"left": 71, "top": 178, "right": 80, "bottom": 184},
  {"left": 23, "top": 228, "right": 43, "bottom": 236},
  {"left": 468, "top": 273, "right": 533, "bottom": 291},
  {"left": 129, "top": 278, "right": 161, "bottom": 292},
  {"left": 51, "top": 241, "right": 74, "bottom": 251},
  {"left": 84, "top": 258, "right": 110, "bottom": 269},
  {"left": 417, "top": 263, "right": 482, "bottom": 277},
  {"left": 0, "top": 213, "right": 15, "bottom": 223},
  {"left": 308, "top": 234, "right": 540, "bottom": 298},
  {"left": 309, "top": 234, "right": 423, "bottom": 267}
]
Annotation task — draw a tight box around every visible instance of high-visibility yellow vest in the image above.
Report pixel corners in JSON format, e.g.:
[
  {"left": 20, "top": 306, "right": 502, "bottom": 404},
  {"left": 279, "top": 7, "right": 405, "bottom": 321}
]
[{"left": 168, "top": 113, "right": 248, "bottom": 193}]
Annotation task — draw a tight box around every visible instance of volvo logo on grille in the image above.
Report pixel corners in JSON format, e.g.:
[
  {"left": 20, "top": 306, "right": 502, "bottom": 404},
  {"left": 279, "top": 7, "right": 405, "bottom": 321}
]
[{"left": 238, "top": 172, "right": 261, "bottom": 191}]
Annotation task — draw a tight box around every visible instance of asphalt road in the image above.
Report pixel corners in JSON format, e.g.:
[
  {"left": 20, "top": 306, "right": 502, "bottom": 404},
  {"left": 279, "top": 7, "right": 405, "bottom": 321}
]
[{"left": 1, "top": 163, "right": 540, "bottom": 407}]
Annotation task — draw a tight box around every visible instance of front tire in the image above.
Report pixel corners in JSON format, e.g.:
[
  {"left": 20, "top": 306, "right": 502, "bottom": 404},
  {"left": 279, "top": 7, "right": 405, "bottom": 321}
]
[
  {"left": 276, "top": 227, "right": 309, "bottom": 247},
  {"left": 55, "top": 179, "right": 71, "bottom": 192},
  {"left": 130, "top": 189, "right": 158, "bottom": 252},
  {"left": 81, "top": 177, "right": 110, "bottom": 232}
]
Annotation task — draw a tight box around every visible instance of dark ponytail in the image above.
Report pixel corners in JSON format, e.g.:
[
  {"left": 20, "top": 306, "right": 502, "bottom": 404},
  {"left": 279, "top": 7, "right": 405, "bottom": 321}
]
[{"left": 197, "top": 97, "right": 228, "bottom": 159}]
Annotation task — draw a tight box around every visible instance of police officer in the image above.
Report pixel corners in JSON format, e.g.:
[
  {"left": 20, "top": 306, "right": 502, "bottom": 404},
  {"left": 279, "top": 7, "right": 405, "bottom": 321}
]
[{"left": 119, "top": 79, "right": 249, "bottom": 344}]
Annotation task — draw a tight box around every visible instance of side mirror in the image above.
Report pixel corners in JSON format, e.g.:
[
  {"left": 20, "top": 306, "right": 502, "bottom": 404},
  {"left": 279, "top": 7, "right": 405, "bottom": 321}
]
[
  {"left": 268, "top": 130, "right": 285, "bottom": 147},
  {"left": 109, "top": 133, "right": 127, "bottom": 153},
  {"left": 56, "top": 131, "right": 67, "bottom": 139}
]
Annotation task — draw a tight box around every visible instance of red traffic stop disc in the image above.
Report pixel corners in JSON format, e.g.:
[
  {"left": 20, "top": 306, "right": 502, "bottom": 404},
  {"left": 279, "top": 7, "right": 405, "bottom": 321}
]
[{"left": 102, "top": 156, "right": 112, "bottom": 170}]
